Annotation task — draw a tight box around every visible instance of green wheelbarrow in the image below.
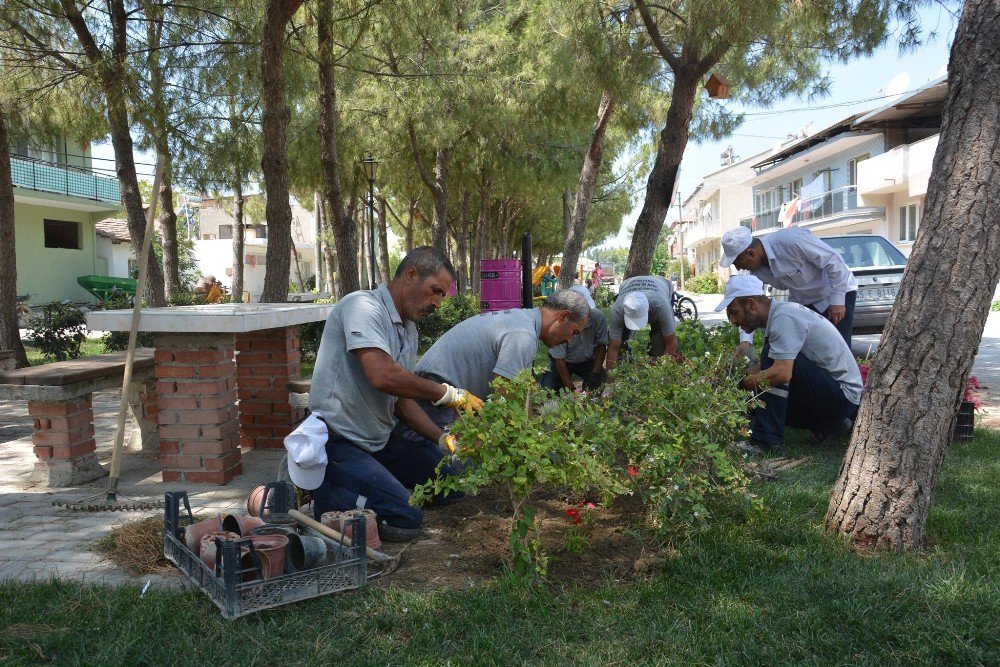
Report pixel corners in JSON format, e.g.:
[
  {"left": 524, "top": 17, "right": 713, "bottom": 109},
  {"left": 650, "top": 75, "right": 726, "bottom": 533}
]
[{"left": 76, "top": 275, "right": 138, "bottom": 304}]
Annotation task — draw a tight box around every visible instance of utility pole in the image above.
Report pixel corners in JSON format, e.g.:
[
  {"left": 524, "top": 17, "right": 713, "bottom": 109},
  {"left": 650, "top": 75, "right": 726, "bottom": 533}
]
[{"left": 676, "top": 189, "right": 685, "bottom": 291}]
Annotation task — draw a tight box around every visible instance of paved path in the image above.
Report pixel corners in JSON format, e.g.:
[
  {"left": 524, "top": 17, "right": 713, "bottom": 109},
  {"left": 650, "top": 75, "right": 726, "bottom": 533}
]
[{"left": 0, "top": 389, "right": 283, "bottom": 587}]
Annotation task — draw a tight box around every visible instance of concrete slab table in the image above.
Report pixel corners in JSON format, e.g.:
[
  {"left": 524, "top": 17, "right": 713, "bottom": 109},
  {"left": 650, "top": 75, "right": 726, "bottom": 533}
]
[{"left": 87, "top": 303, "right": 332, "bottom": 484}]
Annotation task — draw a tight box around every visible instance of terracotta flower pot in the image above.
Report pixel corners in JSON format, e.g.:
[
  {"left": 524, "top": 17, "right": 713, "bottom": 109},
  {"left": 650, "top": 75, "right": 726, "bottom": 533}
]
[
  {"left": 184, "top": 518, "right": 222, "bottom": 558},
  {"left": 200, "top": 530, "right": 241, "bottom": 573},
  {"left": 321, "top": 509, "right": 381, "bottom": 550},
  {"left": 248, "top": 534, "right": 289, "bottom": 580},
  {"left": 286, "top": 534, "right": 328, "bottom": 572},
  {"left": 249, "top": 524, "right": 295, "bottom": 537},
  {"left": 221, "top": 513, "right": 265, "bottom": 537},
  {"left": 246, "top": 485, "right": 267, "bottom": 517}
]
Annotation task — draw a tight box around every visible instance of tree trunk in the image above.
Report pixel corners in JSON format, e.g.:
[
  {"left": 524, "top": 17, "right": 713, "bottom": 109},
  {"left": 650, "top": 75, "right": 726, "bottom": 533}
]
[
  {"left": 625, "top": 69, "right": 698, "bottom": 279},
  {"left": 258, "top": 0, "right": 304, "bottom": 303},
  {"left": 455, "top": 189, "right": 470, "bottom": 293},
  {"left": 231, "top": 178, "right": 245, "bottom": 303},
  {"left": 157, "top": 152, "right": 182, "bottom": 300},
  {"left": 320, "top": 200, "right": 337, "bottom": 295},
  {"left": 0, "top": 103, "right": 29, "bottom": 367},
  {"left": 473, "top": 172, "right": 491, "bottom": 293},
  {"left": 405, "top": 198, "right": 416, "bottom": 252},
  {"left": 432, "top": 148, "right": 449, "bottom": 252},
  {"left": 560, "top": 91, "right": 615, "bottom": 288},
  {"left": 825, "top": 0, "right": 1000, "bottom": 550},
  {"left": 317, "top": 0, "right": 359, "bottom": 298},
  {"left": 377, "top": 196, "right": 391, "bottom": 283}
]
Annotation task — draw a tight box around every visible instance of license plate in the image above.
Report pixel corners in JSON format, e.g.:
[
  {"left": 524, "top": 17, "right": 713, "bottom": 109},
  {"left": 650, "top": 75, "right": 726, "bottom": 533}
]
[{"left": 858, "top": 285, "right": 898, "bottom": 302}]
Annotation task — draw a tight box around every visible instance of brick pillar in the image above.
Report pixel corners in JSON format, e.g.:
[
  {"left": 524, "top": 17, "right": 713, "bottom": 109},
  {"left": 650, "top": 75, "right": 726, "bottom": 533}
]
[
  {"left": 153, "top": 333, "right": 242, "bottom": 484},
  {"left": 126, "top": 378, "right": 160, "bottom": 451},
  {"left": 27, "top": 395, "right": 107, "bottom": 487},
  {"left": 235, "top": 326, "right": 304, "bottom": 449}
]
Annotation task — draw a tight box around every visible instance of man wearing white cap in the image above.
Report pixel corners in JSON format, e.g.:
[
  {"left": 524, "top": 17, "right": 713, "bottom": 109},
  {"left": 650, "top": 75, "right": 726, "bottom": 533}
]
[
  {"left": 297, "top": 247, "right": 484, "bottom": 540},
  {"left": 718, "top": 274, "right": 862, "bottom": 456},
  {"left": 605, "top": 275, "right": 677, "bottom": 372},
  {"left": 718, "top": 226, "right": 858, "bottom": 347},
  {"left": 539, "top": 286, "right": 609, "bottom": 392}
]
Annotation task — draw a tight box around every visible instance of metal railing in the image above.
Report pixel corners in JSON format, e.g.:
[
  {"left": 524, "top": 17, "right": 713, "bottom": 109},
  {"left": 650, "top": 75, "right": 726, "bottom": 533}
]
[
  {"left": 9, "top": 154, "right": 120, "bottom": 203},
  {"left": 740, "top": 186, "right": 882, "bottom": 231}
]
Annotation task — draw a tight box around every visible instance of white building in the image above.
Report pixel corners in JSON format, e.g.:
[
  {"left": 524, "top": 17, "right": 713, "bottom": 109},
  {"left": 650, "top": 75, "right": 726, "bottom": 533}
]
[
  {"left": 194, "top": 196, "right": 320, "bottom": 302},
  {"left": 679, "top": 148, "right": 770, "bottom": 280},
  {"left": 741, "top": 76, "right": 946, "bottom": 253}
]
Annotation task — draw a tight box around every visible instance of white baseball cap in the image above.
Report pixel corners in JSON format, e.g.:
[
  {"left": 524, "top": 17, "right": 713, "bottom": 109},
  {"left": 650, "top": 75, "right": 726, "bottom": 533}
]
[
  {"left": 570, "top": 285, "right": 597, "bottom": 310},
  {"left": 719, "top": 227, "right": 753, "bottom": 268},
  {"left": 622, "top": 292, "right": 649, "bottom": 330},
  {"left": 715, "top": 274, "right": 766, "bottom": 312},
  {"left": 283, "top": 412, "right": 329, "bottom": 490}
]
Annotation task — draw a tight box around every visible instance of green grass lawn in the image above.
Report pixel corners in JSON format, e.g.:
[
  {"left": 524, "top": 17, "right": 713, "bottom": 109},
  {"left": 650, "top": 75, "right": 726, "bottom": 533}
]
[
  {"left": 2, "top": 429, "right": 998, "bottom": 664},
  {"left": 23, "top": 339, "right": 105, "bottom": 366}
]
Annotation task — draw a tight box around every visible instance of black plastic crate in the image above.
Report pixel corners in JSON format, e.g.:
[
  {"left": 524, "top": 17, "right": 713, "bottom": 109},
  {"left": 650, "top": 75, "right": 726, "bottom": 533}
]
[{"left": 163, "top": 483, "right": 366, "bottom": 619}]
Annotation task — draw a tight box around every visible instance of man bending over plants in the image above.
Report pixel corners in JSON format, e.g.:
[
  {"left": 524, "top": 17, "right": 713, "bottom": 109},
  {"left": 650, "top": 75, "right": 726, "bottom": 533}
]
[
  {"left": 539, "top": 286, "right": 609, "bottom": 392},
  {"left": 605, "top": 274, "right": 678, "bottom": 373},
  {"left": 293, "top": 247, "right": 484, "bottom": 543},
  {"left": 720, "top": 274, "right": 863, "bottom": 457},
  {"left": 390, "top": 288, "right": 590, "bottom": 450}
]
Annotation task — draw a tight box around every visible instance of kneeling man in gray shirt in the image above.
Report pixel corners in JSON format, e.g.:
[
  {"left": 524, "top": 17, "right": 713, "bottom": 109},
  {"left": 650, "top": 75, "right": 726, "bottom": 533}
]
[{"left": 719, "top": 274, "right": 862, "bottom": 456}]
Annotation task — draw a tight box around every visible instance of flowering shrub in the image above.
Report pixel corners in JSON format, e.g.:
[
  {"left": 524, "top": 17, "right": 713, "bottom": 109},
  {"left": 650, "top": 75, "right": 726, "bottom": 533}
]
[
  {"left": 412, "top": 371, "right": 625, "bottom": 581},
  {"left": 607, "top": 349, "right": 753, "bottom": 539},
  {"left": 963, "top": 376, "right": 982, "bottom": 411},
  {"left": 413, "top": 323, "right": 755, "bottom": 579},
  {"left": 417, "top": 293, "right": 481, "bottom": 352}
]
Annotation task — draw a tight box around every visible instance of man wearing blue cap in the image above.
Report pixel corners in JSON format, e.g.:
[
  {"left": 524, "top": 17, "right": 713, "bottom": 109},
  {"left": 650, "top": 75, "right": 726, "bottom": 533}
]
[
  {"left": 719, "top": 226, "right": 858, "bottom": 347},
  {"left": 719, "top": 274, "right": 862, "bottom": 456}
]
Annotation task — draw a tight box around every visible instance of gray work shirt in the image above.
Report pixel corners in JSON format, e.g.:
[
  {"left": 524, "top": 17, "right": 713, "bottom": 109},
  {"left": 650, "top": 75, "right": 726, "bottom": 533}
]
[
  {"left": 308, "top": 284, "right": 417, "bottom": 453},
  {"left": 549, "top": 308, "right": 609, "bottom": 363},
  {"left": 752, "top": 227, "right": 858, "bottom": 313},
  {"left": 764, "top": 301, "right": 862, "bottom": 405},
  {"left": 415, "top": 308, "right": 542, "bottom": 399},
  {"left": 608, "top": 275, "right": 677, "bottom": 340}
]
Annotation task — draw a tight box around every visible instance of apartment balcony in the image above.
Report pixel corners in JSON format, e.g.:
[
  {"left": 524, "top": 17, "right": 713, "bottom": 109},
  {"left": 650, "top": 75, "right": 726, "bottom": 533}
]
[
  {"left": 741, "top": 185, "right": 884, "bottom": 233},
  {"left": 684, "top": 217, "right": 726, "bottom": 247},
  {"left": 856, "top": 134, "right": 938, "bottom": 200},
  {"left": 10, "top": 155, "right": 121, "bottom": 209}
]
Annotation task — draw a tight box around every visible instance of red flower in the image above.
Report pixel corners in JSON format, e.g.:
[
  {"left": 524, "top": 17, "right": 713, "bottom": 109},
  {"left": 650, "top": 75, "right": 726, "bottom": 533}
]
[
  {"left": 626, "top": 465, "right": 639, "bottom": 477},
  {"left": 565, "top": 508, "right": 582, "bottom": 525},
  {"left": 859, "top": 364, "right": 870, "bottom": 385}
]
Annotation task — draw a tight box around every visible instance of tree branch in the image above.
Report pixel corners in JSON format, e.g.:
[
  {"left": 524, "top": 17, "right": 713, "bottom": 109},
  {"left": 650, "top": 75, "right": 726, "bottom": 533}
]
[{"left": 634, "top": 0, "right": 681, "bottom": 71}]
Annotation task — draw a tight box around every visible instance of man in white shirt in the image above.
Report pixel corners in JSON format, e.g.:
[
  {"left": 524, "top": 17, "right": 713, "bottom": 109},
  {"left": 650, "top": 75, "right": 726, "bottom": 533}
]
[
  {"left": 719, "top": 226, "right": 858, "bottom": 347},
  {"left": 719, "top": 275, "right": 863, "bottom": 457}
]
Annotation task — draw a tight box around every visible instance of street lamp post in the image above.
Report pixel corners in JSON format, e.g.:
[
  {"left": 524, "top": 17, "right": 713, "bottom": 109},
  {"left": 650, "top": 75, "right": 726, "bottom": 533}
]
[{"left": 361, "top": 154, "right": 380, "bottom": 289}]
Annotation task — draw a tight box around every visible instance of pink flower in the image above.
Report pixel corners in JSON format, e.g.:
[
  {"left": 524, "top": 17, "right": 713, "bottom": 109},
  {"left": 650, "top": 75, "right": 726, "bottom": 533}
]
[
  {"left": 859, "top": 364, "right": 870, "bottom": 385},
  {"left": 585, "top": 502, "right": 597, "bottom": 509},
  {"left": 626, "top": 465, "right": 639, "bottom": 477}
]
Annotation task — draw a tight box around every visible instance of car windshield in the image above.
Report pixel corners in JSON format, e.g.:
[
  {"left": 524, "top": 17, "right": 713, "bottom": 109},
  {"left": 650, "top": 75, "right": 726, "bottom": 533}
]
[{"left": 821, "top": 236, "right": 907, "bottom": 269}]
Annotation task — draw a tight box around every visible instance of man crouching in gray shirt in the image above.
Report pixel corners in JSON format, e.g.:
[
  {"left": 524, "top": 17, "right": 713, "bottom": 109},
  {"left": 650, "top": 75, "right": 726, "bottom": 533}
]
[
  {"left": 305, "top": 247, "right": 485, "bottom": 542},
  {"left": 719, "top": 274, "right": 862, "bottom": 457}
]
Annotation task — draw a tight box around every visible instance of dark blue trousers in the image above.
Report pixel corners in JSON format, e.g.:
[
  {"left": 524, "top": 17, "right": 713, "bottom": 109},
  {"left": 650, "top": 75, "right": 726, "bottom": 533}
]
[
  {"left": 311, "top": 418, "right": 462, "bottom": 529},
  {"left": 750, "top": 342, "right": 859, "bottom": 447},
  {"left": 538, "top": 357, "right": 606, "bottom": 391},
  {"left": 808, "top": 290, "right": 857, "bottom": 348}
]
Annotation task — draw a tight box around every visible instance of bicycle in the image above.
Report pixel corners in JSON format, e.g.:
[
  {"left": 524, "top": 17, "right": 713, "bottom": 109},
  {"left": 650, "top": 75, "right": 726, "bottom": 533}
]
[{"left": 671, "top": 290, "right": 698, "bottom": 321}]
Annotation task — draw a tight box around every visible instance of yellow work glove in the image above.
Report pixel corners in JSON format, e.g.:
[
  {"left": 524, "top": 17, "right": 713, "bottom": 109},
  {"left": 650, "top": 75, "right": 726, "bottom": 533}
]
[
  {"left": 434, "top": 383, "right": 485, "bottom": 413},
  {"left": 438, "top": 433, "right": 459, "bottom": 454}
]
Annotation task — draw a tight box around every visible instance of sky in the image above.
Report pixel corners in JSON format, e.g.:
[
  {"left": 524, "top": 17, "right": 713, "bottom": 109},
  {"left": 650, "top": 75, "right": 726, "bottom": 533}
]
[{"left": 600, "top": 3, "right": 959, "bottom": 249}]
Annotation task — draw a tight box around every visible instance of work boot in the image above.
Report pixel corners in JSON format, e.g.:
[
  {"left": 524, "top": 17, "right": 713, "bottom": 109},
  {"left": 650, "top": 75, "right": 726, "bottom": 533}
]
[
  {"left": 734, "top": 438, "right": 787, "bottom": 458},
  {"left": 809, "top": 418, "right": 854, "bottom": 446},
  {"left": 378, "top": 521, "right": 426, "bottom": 543}
]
